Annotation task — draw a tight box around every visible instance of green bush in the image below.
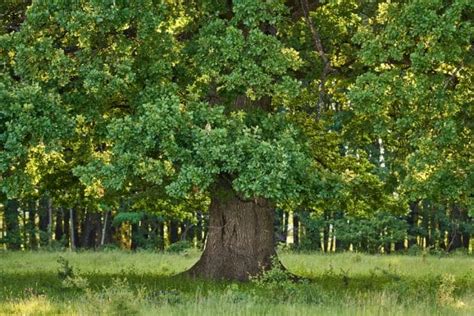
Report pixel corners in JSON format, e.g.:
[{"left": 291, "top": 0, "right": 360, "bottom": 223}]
[{"left": 166, "top": 240, "right": 193, "bottom": 253}]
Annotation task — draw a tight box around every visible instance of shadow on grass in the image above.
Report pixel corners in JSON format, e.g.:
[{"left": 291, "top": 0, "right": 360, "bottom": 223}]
[{"left": 2, "top": 269, "right": 471, "bottom": 301}]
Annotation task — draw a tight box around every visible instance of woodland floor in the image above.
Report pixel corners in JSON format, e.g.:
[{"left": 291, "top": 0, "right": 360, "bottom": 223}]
[{"left": 0, "top": 250, "right": 473, "bottom": 315}]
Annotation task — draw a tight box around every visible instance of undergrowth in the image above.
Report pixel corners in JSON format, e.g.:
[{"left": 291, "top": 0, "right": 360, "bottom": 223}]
[{"left": 0, "top": 251, "right": 472, "bottom": 315}]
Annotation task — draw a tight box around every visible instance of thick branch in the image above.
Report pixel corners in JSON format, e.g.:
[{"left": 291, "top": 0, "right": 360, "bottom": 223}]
[{"left": 299, "top": 0, "right": 333, "bottom": 119}]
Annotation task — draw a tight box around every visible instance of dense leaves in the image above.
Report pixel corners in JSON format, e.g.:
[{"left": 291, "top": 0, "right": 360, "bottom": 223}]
[{"left": 0, "top": 0, "right": 471, "bottom": 252}]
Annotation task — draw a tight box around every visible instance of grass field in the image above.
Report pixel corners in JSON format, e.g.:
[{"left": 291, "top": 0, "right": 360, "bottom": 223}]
[{"left": 0, "top": 250, "right": 473, "bottom": 315}]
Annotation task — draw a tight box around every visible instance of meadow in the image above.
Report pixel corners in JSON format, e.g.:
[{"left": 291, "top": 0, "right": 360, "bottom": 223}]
[{"left": 0, "top": 250, "right": 473, "bottom": 315}]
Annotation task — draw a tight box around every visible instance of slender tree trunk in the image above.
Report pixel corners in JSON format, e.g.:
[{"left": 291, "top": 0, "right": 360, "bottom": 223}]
[
  {"left": 274, "top": 208, "right": 285, "bottom": 244},
  {"left": 100, "top": 211, "right": 109, "bottom": 246},
  {"left": 293, "top": 212, "right": 299, "bottom": 247},
  {"left": 181, "top": 222, "right": 193, "bottom": 241},
  {"left": 186, "top": 178, "right": 276, "bottom": 281},
  {"left": 407, "top": 201, "right": 419, "bottom": 248},
  {"left": 47, "top": 198, "right": 53, "bottom": 246},
  {"left": 63, "top": 207, "right": 70, "bottom": 246},
  {"left": 69, "top": 208, "right": 76, "bottom": 251},
  {"left": 460, "top": 208, "right": 470, "bottom": 250},
  {"left": 81, "top": 212, "right": 100, "bottom": 248},
  {"left": 169, "top": 220, "right": 179, "bottom": 244},
  {"left": 323, "top": 212, "right": 330, "bottom": 252},
  {"left": 28, "top": 200, "right": 38, "bottom": 250},
  {"left": 447, "top": 204, "right": 463, "bottom": 251},
  {"left": 186, "top": 220, "right": 195, "bottom": 242},
  {"left": 55, "top": 208, "right": 64, "bottom": 242},
  {"left": 394, "top": 240, "right": 404, "bottom": 252},
  {"left": 73, "top": 208, "right": 80, "bottom": 248},
  {"left": 38, "top": 197, "right": 49, "bottom": 247},
  {"left": 4, "top": 199, "right": 21, "bottom": 250},
  {"left": 21, "top": 205, "right": 28, "bottom": 249},
  {"left": 283, "top": 211, "right": 289, "bottom": 244},
  {"left": 81, "top": 211, "right": 91, "bottom": 248},
  {"left": 131, "top": 222, "right": 139, "bottom": 250},
  {"left": 158, "top": 221, "right": 165, "bottom": 250},
  {"left": 196, "top": 212, "right": 203, "bottom": 243}
]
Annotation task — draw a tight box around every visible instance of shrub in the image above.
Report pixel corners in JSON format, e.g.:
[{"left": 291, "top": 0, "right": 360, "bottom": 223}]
[{"left": 166, "top": 240, "right": 193, "bottom": 253}]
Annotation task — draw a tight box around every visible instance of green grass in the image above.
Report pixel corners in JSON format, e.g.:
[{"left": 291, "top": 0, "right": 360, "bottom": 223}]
[{"left": 0, "top": 250, "right": 473, "bottom": 315}]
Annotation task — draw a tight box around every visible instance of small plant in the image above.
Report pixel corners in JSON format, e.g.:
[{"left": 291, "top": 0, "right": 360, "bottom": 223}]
[
  {"left": 166, "top": 240, "right": 193, "bottom": 253},
  {"left": 251, "top": 256, "right": 292, "bottom": 287},
  {"left": 84, "top": 278, "right": 143, "bottom": 315},
  {"left": 57, "top": 256, "right": 89, "bottom": 290},
  {"left": 407, "top": 244, "right": 422, "bottom": 256},
  {"left": 62, "top": 275, "right": 89, "bottom": 290},
  {"left": 339, "top": 268, "right": 350, "bottom": 286},
  {"left": 220, "top": 284, "right": 253, "bottom": 303},
  {"left": 351, "top": 254, "right": 362, "bottom": 263},
  {"left": 437, "top": 274, "right": 457, "bottom": 306},
  {"left": 57, "top": 256, "right": 74, "bottom": 280},
  {"left": 154, "top": 289, "right": 183, "bottom": 305}
]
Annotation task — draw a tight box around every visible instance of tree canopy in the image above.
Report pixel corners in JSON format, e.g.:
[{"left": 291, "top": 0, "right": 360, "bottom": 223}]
[{"left": 0, "top": 0, "right": 472, "bottom": 279}]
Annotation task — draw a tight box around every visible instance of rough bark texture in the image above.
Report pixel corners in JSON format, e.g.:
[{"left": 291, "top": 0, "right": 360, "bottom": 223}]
[{"left": 186, "top": 179, "right": 276, "bottom": 281}]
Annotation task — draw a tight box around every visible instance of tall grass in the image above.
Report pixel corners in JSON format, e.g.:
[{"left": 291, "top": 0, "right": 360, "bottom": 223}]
[{"left": 0, "top": 250, "right": 473, "bottom": 315}]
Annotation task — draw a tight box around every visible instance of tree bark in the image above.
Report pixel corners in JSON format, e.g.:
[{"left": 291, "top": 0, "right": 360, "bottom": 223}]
[
  {"left": 69, "top": 208, "right": 76, "bottom": 250},
  {"left": 407, "top": 201, "right": 419, "bottom": 248},
  {"left": 283, "top": 210, "right": 289, "bottom": 244},
  {"left": 47, "top": 198, "right": 52, "bottom": 246},
  {"left": 196, "top": 212, "right": 203, "bottom": 243},
  {"left": 186, "top": 178, "right": 276, "bottom": 281},
  {"left": 100, "top": 211, "right": 109, "bottom": 246},
  {"left": 4, "top": 199, "right": 21, "bottom": 250},
  {"left": 81, "top": 212, "right": 100, "bottom": 249},
  {"left": 274, "top": 208, "right": 285, "bottom": 244},
  {"left": 27, "top": 200, "right": 38, "bottom": 250},
  {"left": 55, "top": 208, "right": 64, "bottom": 242},
  {"left": 447, "top": 204, "right": 463, "bottom": 251},
  {"left": 131, "top": 222, "right": 139, "bottom": 250},
  {"left": 293, "top": 212, "right": 300, "bottom": 247},
  {"left": 38, "top": 197, "right": 49, "bottom": 247},
  {"left": 169, "top": 220, "right": 179, "bottom": 244},
  {"left": 158, "top": 221, "right": 165, "bottom": 250}
]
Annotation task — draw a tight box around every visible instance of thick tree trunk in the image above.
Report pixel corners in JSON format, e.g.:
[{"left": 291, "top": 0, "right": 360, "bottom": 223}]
[{"left": 186, "top": 180, "right": 276, "bottom": 281}]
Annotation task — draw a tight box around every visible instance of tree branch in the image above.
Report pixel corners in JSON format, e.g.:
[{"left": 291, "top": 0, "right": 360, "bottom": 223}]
[{"left": 299, "top": 0, "right": 333, "bottom": 119}]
